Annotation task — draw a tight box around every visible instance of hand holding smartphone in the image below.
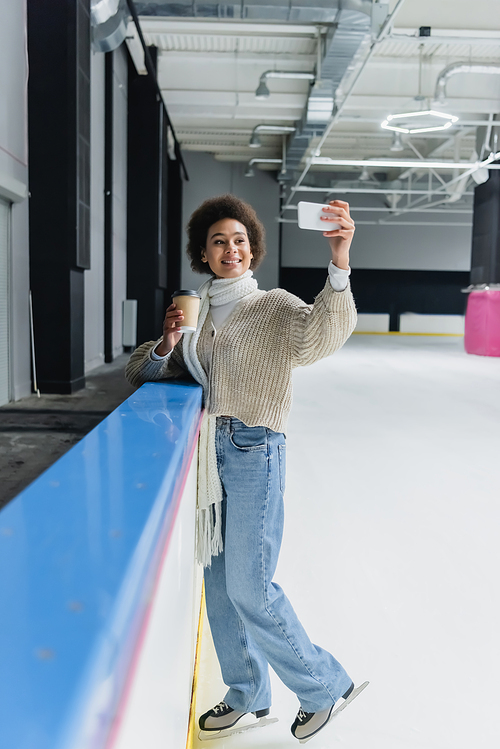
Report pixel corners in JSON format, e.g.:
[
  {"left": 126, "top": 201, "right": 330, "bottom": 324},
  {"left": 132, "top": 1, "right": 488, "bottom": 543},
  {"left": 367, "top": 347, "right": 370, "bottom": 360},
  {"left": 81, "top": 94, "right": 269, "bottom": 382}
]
[{"left": 297, "top": 201, "right": 341, "bottom": 232}]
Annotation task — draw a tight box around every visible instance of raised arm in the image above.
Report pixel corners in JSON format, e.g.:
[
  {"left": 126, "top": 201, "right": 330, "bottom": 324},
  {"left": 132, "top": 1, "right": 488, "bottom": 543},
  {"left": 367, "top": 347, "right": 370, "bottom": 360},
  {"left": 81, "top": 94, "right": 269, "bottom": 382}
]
[
  {"left": 291, "top": 200, "right": 357, "bottom": 367},
  {"left": 320, "top": 199, "right": 355, "bottom": 270}
]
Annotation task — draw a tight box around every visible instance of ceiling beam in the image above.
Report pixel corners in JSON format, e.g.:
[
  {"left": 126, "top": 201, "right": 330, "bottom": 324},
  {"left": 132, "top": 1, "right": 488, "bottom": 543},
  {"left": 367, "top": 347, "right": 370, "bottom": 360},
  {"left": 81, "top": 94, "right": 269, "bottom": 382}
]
[
  {"left": 391, "top": 27, "right": 500, "bottom": 42},
  {"left": 336, "top": 117, "right": 499, "bottom": 127},
  {"left": 139, "top": 19, "right": 323, "bottom": 37},
  {"left": 290, "top": 186, "right": 474, "bottom": 196}
]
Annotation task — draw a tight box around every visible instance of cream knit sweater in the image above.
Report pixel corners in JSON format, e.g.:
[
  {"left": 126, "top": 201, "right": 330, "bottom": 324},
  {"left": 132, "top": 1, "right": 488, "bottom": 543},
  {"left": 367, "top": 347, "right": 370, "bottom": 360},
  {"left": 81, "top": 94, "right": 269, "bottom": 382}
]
[{"left": 125, "top": 278, "right": 357, "bottom": 434}]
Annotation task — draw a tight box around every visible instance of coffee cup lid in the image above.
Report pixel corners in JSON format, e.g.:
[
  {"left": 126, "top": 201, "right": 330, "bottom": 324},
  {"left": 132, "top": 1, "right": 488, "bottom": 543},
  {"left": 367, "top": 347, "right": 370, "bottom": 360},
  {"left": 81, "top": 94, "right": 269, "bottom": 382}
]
[{"left": 172, "top": 289, "right": 201, "bottom": 298}]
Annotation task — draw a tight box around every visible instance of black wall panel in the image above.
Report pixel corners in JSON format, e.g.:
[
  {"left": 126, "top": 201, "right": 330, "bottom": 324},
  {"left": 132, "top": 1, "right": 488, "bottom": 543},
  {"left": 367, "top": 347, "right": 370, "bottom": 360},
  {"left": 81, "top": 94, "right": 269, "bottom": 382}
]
[
  {"left": 127, "top": 48, "right": 183, "bottom": 344},
  {"left": 471, "top": 169, "right": 500, "bottom": 285},
  {"left": 75, "top": 0, "right": 91, "bottom": 269},
  {"left": 28, "top": 0, "right": 90, "bottom": 393},
  {"left": 104, "top": 52, "right": 114, "bottom": 363},
  {"left": 165, "top": 154, "right": 182, "bottom": 304},
  {"left": 280, "top": 268, "right": 469, "bottom": 332}
]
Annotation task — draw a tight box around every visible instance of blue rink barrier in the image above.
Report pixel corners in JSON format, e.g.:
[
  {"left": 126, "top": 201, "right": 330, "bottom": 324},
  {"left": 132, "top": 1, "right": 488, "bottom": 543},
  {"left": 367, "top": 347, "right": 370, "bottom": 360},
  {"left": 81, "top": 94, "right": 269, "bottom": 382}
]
[{"left": 0, "top": 381, "right": 203, "bottom": 749}]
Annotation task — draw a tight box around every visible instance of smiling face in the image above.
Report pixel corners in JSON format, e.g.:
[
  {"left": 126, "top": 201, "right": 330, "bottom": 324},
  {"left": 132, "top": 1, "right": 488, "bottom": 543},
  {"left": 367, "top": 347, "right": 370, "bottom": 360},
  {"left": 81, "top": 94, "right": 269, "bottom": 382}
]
[{"left": 201, "top": 218, "right": 254, "bottom": 278}]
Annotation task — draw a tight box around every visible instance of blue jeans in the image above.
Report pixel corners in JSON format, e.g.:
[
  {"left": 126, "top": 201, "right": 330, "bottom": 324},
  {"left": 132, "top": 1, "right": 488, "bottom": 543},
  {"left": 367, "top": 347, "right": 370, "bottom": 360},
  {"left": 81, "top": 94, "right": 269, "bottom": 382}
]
[{"left": 204, "top": 417, "right": 352, "bottom": 714}]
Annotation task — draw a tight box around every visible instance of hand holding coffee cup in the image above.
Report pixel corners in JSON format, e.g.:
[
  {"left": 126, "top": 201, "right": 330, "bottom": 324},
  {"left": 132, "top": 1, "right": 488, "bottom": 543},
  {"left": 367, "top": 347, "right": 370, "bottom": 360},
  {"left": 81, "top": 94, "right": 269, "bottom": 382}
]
[
  {"left": 156, "top": 303, "right": 184, "bottom": 355},
  {"left": 171, "top": 290, "right": 201, "bottom": 332},
  {"left": 155, "top": 290, "right": 201, "bottom": 357}
]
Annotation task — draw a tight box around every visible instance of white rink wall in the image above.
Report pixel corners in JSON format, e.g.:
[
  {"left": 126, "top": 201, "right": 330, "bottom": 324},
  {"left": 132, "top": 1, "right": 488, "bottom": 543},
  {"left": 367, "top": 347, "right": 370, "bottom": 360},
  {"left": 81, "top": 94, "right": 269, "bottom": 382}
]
[{"left": 113, "top": 449, "right": 202, "bottom": 749}]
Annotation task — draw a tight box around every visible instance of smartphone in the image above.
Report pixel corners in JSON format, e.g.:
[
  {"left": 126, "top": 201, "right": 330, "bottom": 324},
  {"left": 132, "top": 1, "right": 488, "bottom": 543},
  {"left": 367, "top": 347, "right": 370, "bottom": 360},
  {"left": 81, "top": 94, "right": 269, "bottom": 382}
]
[{"left": 297, "top": 201, "right": 341, "bottom": 232}]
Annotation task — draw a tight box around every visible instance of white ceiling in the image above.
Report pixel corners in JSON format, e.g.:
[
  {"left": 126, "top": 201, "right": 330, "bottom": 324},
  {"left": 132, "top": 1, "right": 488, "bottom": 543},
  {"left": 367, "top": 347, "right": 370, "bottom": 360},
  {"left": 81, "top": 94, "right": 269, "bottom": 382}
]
[{"left": 127, "top": 0, "right": 500, "bottom": 216}]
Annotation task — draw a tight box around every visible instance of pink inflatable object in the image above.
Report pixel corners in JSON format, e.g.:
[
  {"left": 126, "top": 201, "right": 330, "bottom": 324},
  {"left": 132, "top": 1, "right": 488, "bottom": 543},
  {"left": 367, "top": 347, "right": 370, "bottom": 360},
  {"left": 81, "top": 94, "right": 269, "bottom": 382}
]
[{"left": 464, "top": 289, "right": 500, "bottom": 357}]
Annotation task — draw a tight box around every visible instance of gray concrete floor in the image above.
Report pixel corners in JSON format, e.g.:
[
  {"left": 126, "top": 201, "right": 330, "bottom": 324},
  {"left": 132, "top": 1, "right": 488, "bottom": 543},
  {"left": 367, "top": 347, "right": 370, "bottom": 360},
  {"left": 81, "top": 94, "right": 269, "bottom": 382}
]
[{"left": 0, "top": 354, "right": 135, "bottom": 510}]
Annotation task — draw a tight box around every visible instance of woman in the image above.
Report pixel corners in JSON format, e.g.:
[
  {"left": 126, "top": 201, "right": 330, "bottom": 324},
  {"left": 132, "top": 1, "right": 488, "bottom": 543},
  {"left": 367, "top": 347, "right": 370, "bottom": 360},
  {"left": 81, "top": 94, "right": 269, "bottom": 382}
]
[{"left": 125, "top": 194, "right": 365, "bottom": 744}]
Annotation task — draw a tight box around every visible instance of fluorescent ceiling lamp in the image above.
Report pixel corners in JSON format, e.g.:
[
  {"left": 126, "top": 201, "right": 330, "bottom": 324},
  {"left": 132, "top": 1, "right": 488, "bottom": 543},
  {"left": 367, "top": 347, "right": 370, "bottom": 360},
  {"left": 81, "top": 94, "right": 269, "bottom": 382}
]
[
  {"left": 311, "top": 156, "right": 500, "bottom": 170},
  {"left": 381, "top": 109, "right": 459, "bottom": 134}
]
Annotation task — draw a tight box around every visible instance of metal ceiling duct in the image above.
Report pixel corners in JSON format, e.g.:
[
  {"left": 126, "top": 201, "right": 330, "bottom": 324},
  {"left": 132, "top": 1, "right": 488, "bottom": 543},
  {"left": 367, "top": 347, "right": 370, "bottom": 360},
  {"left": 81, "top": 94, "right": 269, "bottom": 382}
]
[
  {"left": 434, "top": 62, "right": 500, "bottom": 105},
  {"left": 286, "top": 2, "right": 373, "bottom": 178},
  {"left": 255, "top": 71, "right": 316, "bottom": 100},
  {"left": 136, "top": 0, "right": 365, "bottom": 22},
  {"left": 136, "top": 0, "right": 376, "bottom": 178},
  {"left": 249, "top": 125, "right": 296, "bottom": 148},
  {"left": 91, "top": 0, "right": 129, "bottom": 52},
  {"left": 245, "top": 158, "right": 283, "bottom": 177}
]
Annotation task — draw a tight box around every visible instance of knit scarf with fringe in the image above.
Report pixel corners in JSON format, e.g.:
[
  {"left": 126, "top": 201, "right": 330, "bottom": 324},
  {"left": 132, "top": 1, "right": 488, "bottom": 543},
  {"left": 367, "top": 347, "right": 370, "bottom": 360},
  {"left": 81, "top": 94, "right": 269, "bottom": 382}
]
[{"left": 182, "top": 270, "right": 258, "bottom": 566}]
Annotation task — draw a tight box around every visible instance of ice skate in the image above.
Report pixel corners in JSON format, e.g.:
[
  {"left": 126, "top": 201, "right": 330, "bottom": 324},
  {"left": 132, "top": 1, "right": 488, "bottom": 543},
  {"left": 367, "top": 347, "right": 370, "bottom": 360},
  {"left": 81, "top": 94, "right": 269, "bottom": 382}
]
[
  {"left": 291, "top": 681, "right": 369, "bottom": 744},
  {"left": 198, "top": 700, "right": 278, "bottom": 741}
]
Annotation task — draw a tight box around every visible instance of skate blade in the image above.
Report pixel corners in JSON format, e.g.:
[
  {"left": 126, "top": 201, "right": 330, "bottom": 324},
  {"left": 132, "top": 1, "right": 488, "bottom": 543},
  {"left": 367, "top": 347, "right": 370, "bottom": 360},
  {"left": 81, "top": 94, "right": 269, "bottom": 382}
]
[
  {"left": 298, "top": 682, "right": 369, "bottom": 745},
  {"left": 199, "top": 715, "right": 278, "bottom": 741}
]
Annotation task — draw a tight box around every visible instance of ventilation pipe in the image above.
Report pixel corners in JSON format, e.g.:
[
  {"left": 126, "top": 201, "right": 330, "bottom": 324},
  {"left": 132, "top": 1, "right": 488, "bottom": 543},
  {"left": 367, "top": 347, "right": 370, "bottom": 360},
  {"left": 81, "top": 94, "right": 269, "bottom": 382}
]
[
  {"left": 249, "top": 125, "right": 296, "bottom": 148},
  {"left": 91, "top": 0, "right": 129, "bottom": 52},
  {"left": 136, "top": 0, "right": 365, "bottom": 22},
  {"left": 244, "top": 158, "right": 283, "bottom": 177},
  {"left": 472, "top": 114, "right": 499, "bottom": 185},
  {"left": 434, "top": 62, "right": 500, "bottom": 105},
  {"left": 283, "top": 3, "right": 373, "bottom": 178},
  {"left": 255, "top": 72, "right": 315, "bottom": 100},
  {"left": 476, "top": 113, "right": 498, "bottom": 161},
  {"left": 136, "top": 0, "right": 377, "bottom": 179}
]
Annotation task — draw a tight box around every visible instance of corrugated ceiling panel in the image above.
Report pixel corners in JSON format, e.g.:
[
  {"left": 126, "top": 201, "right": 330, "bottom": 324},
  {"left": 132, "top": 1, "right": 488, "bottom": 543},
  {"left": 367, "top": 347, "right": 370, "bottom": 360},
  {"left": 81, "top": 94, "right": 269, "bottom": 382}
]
[
  {"left": 144, "top": 31, "right": 315, "bottom": 54},
  {"left": 377, "top": 39, "right": 500, "bottom": 60}
]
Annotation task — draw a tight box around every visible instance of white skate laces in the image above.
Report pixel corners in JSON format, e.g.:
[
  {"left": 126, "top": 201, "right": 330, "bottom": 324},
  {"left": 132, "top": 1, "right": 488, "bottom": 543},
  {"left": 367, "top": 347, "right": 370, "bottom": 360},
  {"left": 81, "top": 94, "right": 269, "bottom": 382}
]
[
  {"left": 212, "top": 701, "right": 229, "bottom": 715},
  {"left": 291, "top": 681, "right": 369, "bottom": 744},
  {"left": 198, "top": 701, "right": 278, "bottom": 741}
]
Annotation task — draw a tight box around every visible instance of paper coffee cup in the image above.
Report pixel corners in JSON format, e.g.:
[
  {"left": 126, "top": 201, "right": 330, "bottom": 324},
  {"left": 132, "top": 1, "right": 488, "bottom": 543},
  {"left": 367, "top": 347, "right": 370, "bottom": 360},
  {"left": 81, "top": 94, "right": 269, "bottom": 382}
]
[{"left": 172, "top": 290, "right": 201, "bottom": 332}]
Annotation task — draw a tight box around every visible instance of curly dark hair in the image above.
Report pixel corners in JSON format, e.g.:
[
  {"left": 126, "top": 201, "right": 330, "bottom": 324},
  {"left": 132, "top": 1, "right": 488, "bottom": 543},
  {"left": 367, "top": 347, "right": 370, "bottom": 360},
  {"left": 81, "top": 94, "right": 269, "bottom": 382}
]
[{"left": 186, "top": 194, "right": 266, "bottom": 274}]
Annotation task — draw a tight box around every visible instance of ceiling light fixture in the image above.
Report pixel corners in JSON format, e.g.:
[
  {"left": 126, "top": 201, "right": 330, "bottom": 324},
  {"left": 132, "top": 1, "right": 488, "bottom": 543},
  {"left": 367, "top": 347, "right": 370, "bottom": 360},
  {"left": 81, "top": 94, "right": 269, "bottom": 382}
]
[
  {"left": 381, "top": 49, "right": 460, "bottom": 135},
  {"left": 249, "top": 133, "right": 262, "bottom": 148},
  {"left": 390, "top": 132, "right": 404, "bottom": 152},
  {"left": 255, "top": 81, "right": 271, "bottom": 99},
  {"left": 382, "top": 109, "right": 458, "bottom": 134}
]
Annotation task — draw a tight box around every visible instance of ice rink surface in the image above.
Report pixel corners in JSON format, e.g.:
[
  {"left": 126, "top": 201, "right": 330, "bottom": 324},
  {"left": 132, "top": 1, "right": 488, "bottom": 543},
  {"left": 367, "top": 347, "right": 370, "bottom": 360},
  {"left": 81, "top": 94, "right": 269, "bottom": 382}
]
[{"left": 194, "top": 335, "right": 500, "bottom": 749}]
